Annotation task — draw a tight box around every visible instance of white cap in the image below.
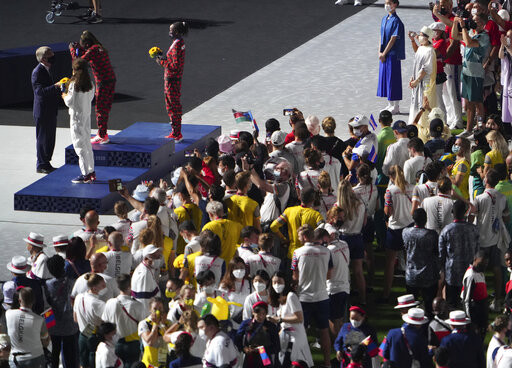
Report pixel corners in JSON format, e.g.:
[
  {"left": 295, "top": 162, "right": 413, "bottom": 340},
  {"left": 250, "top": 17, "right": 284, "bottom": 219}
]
[
  {"left": 349, "top": 115, "right": 370, "bottom": 128},
  {"left": 420, "top": 26, "right": 434, "bottom": 44},
  {"left": 132, "top": 184, "right": 150, "bottom": 202},
  {"left": 429, "top": 22, "right": 445, "bottom": 32},
  {"left": 143, "top": 244, "right": 160, "bottom": 258},
  {"left": 499, "top": 9, "right": 510, "bottom": 22},
  {"left": 271, "top": 131, "right": 287, "bottom": 146}
]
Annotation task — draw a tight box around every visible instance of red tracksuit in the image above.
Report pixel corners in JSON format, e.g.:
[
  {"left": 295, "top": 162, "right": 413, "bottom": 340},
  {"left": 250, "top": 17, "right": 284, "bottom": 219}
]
[
  {"left": 159, "top": 38, "right": 185, "bottom": 135},
  {"left": 71, "top": 44, "right": 116, "bottom": 137}
]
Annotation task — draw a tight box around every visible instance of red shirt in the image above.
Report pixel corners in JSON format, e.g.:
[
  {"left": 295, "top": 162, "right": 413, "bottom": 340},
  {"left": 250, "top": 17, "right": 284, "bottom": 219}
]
[
  {"left": 159, "top": 38, "right": 185, "bottom": 79},
  {"left": 284, "top": 131, "right": 295, "bottom": 145},
  {"left": 71, "top": 44, "right": 116, "bottom": 82},
  {"left": 433, "top": 38, "right": 449, "bottom": 74},
  {"left": 445, "top": 16, "right": 463, "bottom": 65},
  {"left": 485, "top": 19, "right": 501, "bottom": 47}
]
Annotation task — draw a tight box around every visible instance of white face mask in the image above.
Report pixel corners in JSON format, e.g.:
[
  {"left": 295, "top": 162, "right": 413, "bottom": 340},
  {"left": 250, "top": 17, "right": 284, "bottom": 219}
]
[
  {"left": 111, "top": 333, "right": 120, "bottom": 345},
  {"left": 508, "top": 38, "right": 511, "bottom": 46},
  {"left": 471, "top": 8, "right": 478, "bottom": 16},
  {"left": 98, "top": 287, "right": 108, "bottom": 297},
  {"left": 218, "top": 167, "right": 224, "bottom": 176},
  {"left": 385, "top": 4, "right": 392, "bottom": 12},
  {"left": 350, "top": 319, "right": 363, "bottom": 328},
  {"left": 273, "top": 283, "right": 285, "bottom": 294},
  {"left": 198, "top": 328, "right": 206, "bottom": 340},
  {"left": 232, "top": 269, "right": 246, "bottom": 279},
  {"left": 253, "top": 282, "right": 266, "bottom": 293},
  {"left": 203, "top": 285, "right": 215, "bottom": 294},
  {"left": 353, "top": 128, "right": 363, "bottom": 137},
  {"left": 172, "top": 195, "right": 183, "bottom": 209},
  {"left": 418, "top": 35, "right": 428, "bottom": 44}
]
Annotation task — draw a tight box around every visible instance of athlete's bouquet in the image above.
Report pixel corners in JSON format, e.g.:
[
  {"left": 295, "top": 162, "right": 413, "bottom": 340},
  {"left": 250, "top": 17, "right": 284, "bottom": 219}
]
[
  {"left": 149, "top": 46, "right": 163, "bottom": 58},
  {"left": 58, "top": 77, "right": 70, "bottom": 93}
]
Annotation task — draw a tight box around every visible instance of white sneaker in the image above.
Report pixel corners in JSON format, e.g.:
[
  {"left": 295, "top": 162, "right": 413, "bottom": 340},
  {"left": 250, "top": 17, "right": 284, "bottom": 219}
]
[
  {"left": 354, "top": 0, "right": 363, "bottom": 5},
  {"left": 390, "top": 106, "right": 400, "bottom": 115},
  {"left": 335, "top": 0, "right": 348, "bottom": 5}
]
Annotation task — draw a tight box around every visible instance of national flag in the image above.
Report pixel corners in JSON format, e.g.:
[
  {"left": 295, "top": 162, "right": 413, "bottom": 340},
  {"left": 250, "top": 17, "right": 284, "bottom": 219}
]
[
  {"left": 378, "top": 337, "right": 387, "bottom": 358},
  {"left": 361, "top": 335, "right": 379, "bottom": 358},
  {"left": 232, "top": 109, "right": 253, "bottom": 124},
  {"left": 42, "top": 308, "right": 56, "bottom": 329},
  {"left": 369, "top": 114, "right": 378, "bottom": 131},
  {"left": 258, "top": 346, "right": 272, "bottom": 366},
  {"left": 368, "top": 145, "right": 377, "bottom": 164}
]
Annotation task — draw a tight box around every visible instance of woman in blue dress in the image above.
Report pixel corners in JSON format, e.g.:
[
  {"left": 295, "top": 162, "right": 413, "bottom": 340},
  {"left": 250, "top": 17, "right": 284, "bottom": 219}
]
[{"left": 378, "top": 0, "right": 405, "bottom": 115}]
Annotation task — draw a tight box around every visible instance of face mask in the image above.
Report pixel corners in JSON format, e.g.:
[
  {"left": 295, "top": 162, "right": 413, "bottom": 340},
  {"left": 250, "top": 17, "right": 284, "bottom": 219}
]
[
  {"left": 353, "top": 128, "right": 363, "bottom": 137},
  {"left": 318, "top": 161, "right": 326, "bottom": 169},
  {"left": 452, "top": 145, "right": 460, "bottom": 154},
  {"left": 273, "top": 170, "right": 281, "bottom": 180},
  {"left": 173, "top": 195, "right": 183, "bottom": 209},
  {"left": 418, "top": 35, "right": 428, "bottom": 44},
  {"left": 232, "top": 269, "right": 246, "bottom": 279},
  {"left": 165, "top": 290, "right": 177, "bottom": 299},
  {"left": 184, "top": 298, "right": 194, "bottom": 306},
  {"left": 273, "top": 283, "right": 285, "bottom": 294},
  {"left": 473, "top": 264, "right": 484, "bottom": 273},
  {"left": 218, "top": 167, "right": 224, "bottom": 176},
  {"left": 198, "top": 329, "right": 206, "bottom": 339},
  {"left": 203, "top": 285, "right": 215, "bottom": 294},
  {"left": 184, "top": 236, "right": 190, "bottom": 244},
  {"left": 46, "top": 55, "right": 56, "bottom": 64},
  {"left": 508, "top": 38, "right": 511, "bottom": 46},
  {"left": 250, "top": 243, "right": 259, "bottom": 250},
  {"left": 169, "top": 32, "right": 176, "bottom": 39},
  {"left": 471, "top": 8, "right": 478, "bottom": 16},
  {"left": 350, "top": 319, "right": 363, "bottom": 328},
  {"left": 489, "top": 144, "right": 493, "bottom": 151},
  {"left": 253, "top": 282, "right": 266, "bottom": 292},
  {"left": 98, "top": 287, "right": 108, "bottom": 297},
  {"left": 385, "top": 4, "right": 392, "bottom": 12},
  {"left": 440, "top": 7, "right": 448, "bottom": 15},
  {"left": 111, "top": 334, "right": 120, "bottom": 345}
]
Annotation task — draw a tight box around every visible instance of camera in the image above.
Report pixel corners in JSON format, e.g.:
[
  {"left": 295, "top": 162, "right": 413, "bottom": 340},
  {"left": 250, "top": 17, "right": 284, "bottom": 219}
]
[
  {"left": 283, "top": 109, "right": 294, "bottom": 116},
  {"left": 455, "top": 8, "right": 477, "bottom": 31}
]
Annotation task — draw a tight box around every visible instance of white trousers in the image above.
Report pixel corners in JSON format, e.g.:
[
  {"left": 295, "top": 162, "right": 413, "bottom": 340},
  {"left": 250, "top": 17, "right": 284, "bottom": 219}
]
[
  {"left": 442, "top": 64, "right": 463, "bottom": 127},
  {"left": 70, "top": 113, "right": 94, "bottom": 176},
  {"left": 436, "top": 82, "right": 446, "bottom": 115}
]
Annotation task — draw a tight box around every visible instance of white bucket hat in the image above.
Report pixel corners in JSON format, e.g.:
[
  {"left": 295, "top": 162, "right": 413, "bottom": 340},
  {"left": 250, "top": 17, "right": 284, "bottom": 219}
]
[
  {"left": 23, "top": 232, "right": 45, "bottom": 247},
  {"left": 394, "top": 294, "right": 420, "bottom": 309},
  {"left": 402, "top": 308, "right": 429, "bottom": 325},
  {"left": 52, "top": 234, "right": 69, "bottom": 247},
  {"left": 420, "top": 26, "right": 434, "bottom": 44},
  {"left": 7, "top": 256, "right": 31, "bottom": 275}
]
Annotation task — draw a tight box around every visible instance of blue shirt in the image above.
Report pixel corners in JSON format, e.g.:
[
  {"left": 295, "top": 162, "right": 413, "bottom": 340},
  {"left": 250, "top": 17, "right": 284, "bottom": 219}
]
[
  {"left": 402, "top": 227, "right": 439, "bottom": 287},
  {"left": 439, "top": 329, "right": 484, "bottom": 368},
  {"left": 334, "top": 322, "right": 379, "bottom": 368},
  {"left": 380, "top": 12, "right": 405, "bottom": 60},
  {"left": 462, "top": 30, "right": 490, "bottom": 78},
  {"left": 169, "top": 355, "right": 202, "bottom": 368},
  {"left": 438, "top": 221, "right": 479, "bottom": 286},
  {"left": 380, "top": 323, "right": 432, "bottom": 368}
]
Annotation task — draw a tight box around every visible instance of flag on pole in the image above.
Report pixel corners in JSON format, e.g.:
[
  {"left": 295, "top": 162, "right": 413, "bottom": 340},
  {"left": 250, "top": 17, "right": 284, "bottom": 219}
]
[
  {"left": 368, "top": 145, "right": 377, "bottom": 164},
  {"left": 232, "top": 109, "right": 259, "bottom": 133},
  {"left": 42, "top": 308, "right": 56, "bottom": 329},
  {"left": 369, "top": 114, "right": 378, "bottom": 131},
  {"left": 361, "top": 335, "right": 379, "bottom": 357},
  {"left": 258, "top": 346, "right": 272, "bottom": 366}
]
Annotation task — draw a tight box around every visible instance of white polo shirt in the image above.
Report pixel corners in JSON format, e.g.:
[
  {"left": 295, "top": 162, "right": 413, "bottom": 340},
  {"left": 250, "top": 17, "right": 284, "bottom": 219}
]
[
  {"left": 404, "top": 155, "right": 432, "bottom": 185},
  {"left": 203, "top": 331, "right": 238, "bottom": 368},
  {"left": 495, "top": 345, "right": 512, "bottom": 368},
  {"left": 71, "top": 272, "right": 119, "bottom": 302},
  {"left": 194, "top": 255, "right": 226, "bottom": 287},
  {"left": 95, "top": 341, "right": 123, "bottom": 368},
  {"left": 102, "top": 294, "right": 146, "bottom": 339},
  {"left": 338, "top": 200, "right": 366, "bottom": 234},
  {"left": 382, "top": 138, "right": 410, "bottom": 176},
  {"left": 127, "top": 219, "right": 148, "bottom": 254},
  {"left": 412, "top": 181, "right": 438, "bottom": 205},
  {"left": 421, "top": 194, "right": 454, "bottom": 234},
  {"left": 236, "top": 245, "right": 256, "bottom": 265},
  {"left": 131, "top": 262, "right": 161, "bottom": 314},
  {"left": 291, "top": 243, "right": 332, "bottom": 303},
  {"left": 157, "top": 205, "right": 179, "bottom": 241},
  {"left": 184, "top": 236, "right": 201, "bottom": 257},
  {"left": 326, "top": 240, "right": 350, "bottom": 295},
  {"left": 385, "top": 183, "right": 414, "bottom": 229},
  {"left": 28, "top": 251, "right": 51, "bottom": 280},
  {"left": 353, "top": 183, "right": 378, "bottom": 217},
  {"left": 297, "top": 169, "right": 321, "bottom": 192},
  {"left": 73, "top": 292, "right": 105, "bottom": 334},
  {"left": 475, "top": 188, "right": 509, "bottom": 247},
  {"left": 111, "top": 219, "right": 132, "bottom": 242},
  {"left": 103, "top": 250, "right": 134, "bottom": 278},
  {"left": 246, "top": 252, "right": 281, "bottom": 278},
  {"left": 73, "top": 228, "right": 107, "bottom": 252},
  {"left": 6, "top": 307, "right": 47, "bottom": 361}
]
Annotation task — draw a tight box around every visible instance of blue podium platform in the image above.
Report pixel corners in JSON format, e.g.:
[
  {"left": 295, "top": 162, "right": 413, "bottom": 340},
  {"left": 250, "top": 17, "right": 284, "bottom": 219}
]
[{"left": 15, "top": 123, "right": 221, "bottom": 214}]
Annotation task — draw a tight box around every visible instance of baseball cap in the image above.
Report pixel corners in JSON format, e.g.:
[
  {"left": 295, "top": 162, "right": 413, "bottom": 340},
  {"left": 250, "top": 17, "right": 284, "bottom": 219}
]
[
  {"left": 392, "top": 120, "right": 408, "bottom": 133},
  {"left": 265, "top": 118, "right": 280, "bottom": 134},
  {"left": 407, "top": 124, "right": 418, "bottom": 139},
  {"left": 430, "top": 22, "right": 445, "bottom": 32},
  {"left": 349, "top": 114, "right": 370, "bottom": 128},
  {"left": 430, "top": 118, "right": 444, "bottom": 137},
  {"left": 143, "top": 244, "right": 160, "bottom": 258},
  {"left": 271, "top": 130, "right": 287, "bottom": 146}
]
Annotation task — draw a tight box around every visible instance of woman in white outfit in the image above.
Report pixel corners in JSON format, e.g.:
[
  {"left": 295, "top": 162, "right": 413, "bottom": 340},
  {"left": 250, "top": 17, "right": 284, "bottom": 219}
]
[
  {"left": 268, "top": 272, "right": 313, "bottom": 368},
  {"left": 63, "top": 58, "right": 96, "bottom": 183},
  {"left": 95, "top": 322, "right": 123, "bottom": 368}
]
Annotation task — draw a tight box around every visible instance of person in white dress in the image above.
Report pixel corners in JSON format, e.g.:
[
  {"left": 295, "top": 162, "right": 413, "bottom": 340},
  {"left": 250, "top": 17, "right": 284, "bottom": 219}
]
[
  {"left": 62, "top": 58, "right": 96, "bottom": 183},
  {"left": 218, "top": 256, "right": 252, "bottom": 327},
  {"left": 268, "top": 272, "right": 313, "bottom": 368},
  {"left": 95, "top": 322, "right": 124, "bottom": 368}
]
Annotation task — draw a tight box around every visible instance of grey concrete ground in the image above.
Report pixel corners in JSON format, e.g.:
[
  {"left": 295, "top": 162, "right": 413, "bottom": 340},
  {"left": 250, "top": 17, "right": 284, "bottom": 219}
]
[{"left": 0, "top": 0, "right": 433, "bottom": 280}]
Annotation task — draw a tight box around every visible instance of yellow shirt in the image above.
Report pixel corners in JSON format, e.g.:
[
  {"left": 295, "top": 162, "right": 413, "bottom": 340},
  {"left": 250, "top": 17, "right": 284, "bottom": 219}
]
[
  {"left": 185, "top": 251, "right": 202, "bottom": 287},
  {"left": 484, "top": 149, "right": 504, "bottom": 168},
  {"left": 174, "top": 203, "right": 203, "bottom": 255},
  {"left": 451, "top": 158, "right": 470, "bottom": 199},
  {"left": 140, "top": 318, "right": 171, "bottom": 367},
  {"left": 162, "top": 236, "right": 174, "bottom": 272},
  {"left": 270, "top": 205, "right": 324, "bottom": 259},
  {"left": 95, "top": 245, "right": 131, "bottom": 253},
  {"left": 202, "top": 219, "right": 243, "bottom": 262},
  {"left": 225, "top": 194, "right": 260, "bottom": 228}
]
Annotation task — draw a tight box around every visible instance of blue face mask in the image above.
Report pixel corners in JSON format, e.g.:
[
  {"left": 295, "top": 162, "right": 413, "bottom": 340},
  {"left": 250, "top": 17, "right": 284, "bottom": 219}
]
[
  {"left": 452, "top": 145, "right": 460, "bottom": 154},
  {"left": 250, "top": 243, "right": 259, "bottom": 250}
]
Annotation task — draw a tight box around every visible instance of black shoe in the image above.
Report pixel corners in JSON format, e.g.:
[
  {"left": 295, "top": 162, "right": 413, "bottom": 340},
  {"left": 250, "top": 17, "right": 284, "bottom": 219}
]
[
  {"left": 37, "top": 168, "right": 51, "bottom": 174},
  {"left": 80, "top": 8, "right": 93, "bottom": 19},
  {"left": 87, "top": 13, "right": 103, "bottom": 23}
]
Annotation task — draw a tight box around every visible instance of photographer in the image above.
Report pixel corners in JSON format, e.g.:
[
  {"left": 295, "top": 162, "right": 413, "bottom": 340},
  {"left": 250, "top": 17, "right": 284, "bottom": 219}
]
[{"left": 451, "top": 12, "right": 490, "bottom": 137}]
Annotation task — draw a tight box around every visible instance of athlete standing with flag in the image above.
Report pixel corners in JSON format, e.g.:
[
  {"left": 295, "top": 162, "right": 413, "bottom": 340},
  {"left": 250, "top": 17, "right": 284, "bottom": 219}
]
[{"left": 157, "top": 22, "right": 188, "bottom": 142}]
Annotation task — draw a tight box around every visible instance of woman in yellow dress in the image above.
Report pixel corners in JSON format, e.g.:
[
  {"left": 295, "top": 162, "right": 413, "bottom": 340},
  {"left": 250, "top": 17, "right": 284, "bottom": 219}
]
[{"left": 450, "top": 137, "right": 471, "bottom": 199}]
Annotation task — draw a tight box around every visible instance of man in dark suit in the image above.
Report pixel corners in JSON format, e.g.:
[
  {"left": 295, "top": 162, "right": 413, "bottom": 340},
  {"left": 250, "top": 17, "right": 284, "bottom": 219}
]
[{"left": 31, "top": 46, "right": 60, "bottom": 174}]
